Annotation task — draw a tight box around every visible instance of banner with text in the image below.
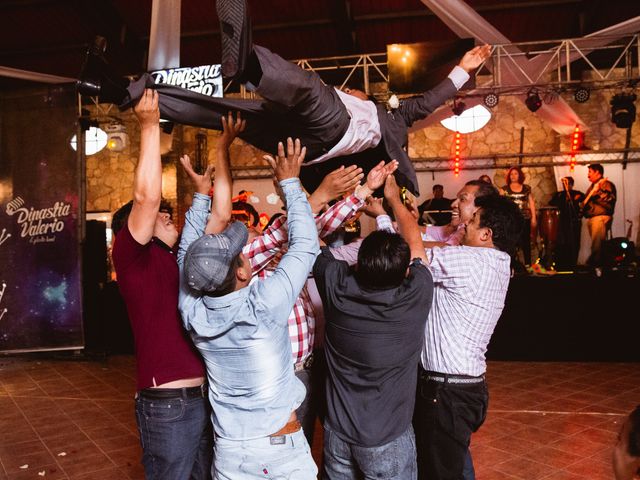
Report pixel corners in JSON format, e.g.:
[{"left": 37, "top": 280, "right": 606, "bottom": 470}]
[{"left": 0, "top": 86, "right": 83, "bottom": 352}]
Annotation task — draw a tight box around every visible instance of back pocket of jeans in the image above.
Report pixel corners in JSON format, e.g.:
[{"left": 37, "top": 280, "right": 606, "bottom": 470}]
[{"left": 139, "top": 398, "right": 186, "bottom": 423}]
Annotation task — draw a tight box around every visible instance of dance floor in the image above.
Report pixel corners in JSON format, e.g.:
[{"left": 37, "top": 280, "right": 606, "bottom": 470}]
[{"left": 0, "top": 354, "right": 637, "bottom": 479}]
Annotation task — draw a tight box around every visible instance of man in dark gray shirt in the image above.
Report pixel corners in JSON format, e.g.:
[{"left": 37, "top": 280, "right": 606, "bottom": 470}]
[{"left": 313, "top": 174, "right": 433, "bottom": 480}]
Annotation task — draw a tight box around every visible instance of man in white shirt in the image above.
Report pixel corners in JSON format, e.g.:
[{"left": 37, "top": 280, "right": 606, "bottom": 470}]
[
  {"left": 414, "top": 194, "right": 523, "bottom": 480},
  {"left": 77, "top": 0, "right": 490, "bottom": 196}
]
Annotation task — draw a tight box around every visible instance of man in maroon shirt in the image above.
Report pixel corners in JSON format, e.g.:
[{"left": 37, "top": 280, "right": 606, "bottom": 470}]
[{"left": 111, "top": 89, "right": 213, "bottom": 479}]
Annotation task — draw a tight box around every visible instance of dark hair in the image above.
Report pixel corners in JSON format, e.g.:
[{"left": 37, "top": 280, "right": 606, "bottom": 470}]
[
  {"left": 629, "top": 405, "right": 640, "bottom": 457},
  {"left": 474, "top": 195, "right": 524, "bottom": 254},
  {"left": 479, "top": 174, "right": 492, "bottom": 184},
  {"left": 505, "top": 166, "right": 525, "bottom": 184},
  {"left": 232, "top": 201, "right": 259, "bottom": 227},
  {"left": 356, "top": 231, "right": 410, "bottom": 289},
  {"left": 465, "top": 179, "right": 500, "bottom": 200},
  {"left": 265, "top": 212, "right": 284, "bottom": 230},
  {"left": 111, "top": 199, "right": 173, "bottom": 237},
  {"left": 206, "top": 254, "right": 243, "bottom": 297},
  {"left": 588, "top": 163, "right": 604, "bottom": 175},
  {"left": 342, "top": 82, "right": 377, "bottom": 103},
  {"left": 433, "top": 184, "right": 443, "bottom": 191},
  {"left": 563, "top": 176, "right": 575, "bottom": 187}
]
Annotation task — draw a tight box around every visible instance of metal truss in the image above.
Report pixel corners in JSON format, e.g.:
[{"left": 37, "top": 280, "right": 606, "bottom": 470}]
[
  {"left": 482, "top": 34, "right": 640, "bottom": 92},
  {"left": 229, "top": 148, "right": 640, "bottom": 179},
  {"left": 225, "top": 33, "right": 639, "bottom": 99}
]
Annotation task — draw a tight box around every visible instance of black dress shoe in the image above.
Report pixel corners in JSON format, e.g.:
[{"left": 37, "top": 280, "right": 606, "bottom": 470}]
[
  {"left": 77, "top": 36, "right": 129, "bottom": 105},
  {"left": 216, "top": 0, "right": 252, "bottom": 79}
]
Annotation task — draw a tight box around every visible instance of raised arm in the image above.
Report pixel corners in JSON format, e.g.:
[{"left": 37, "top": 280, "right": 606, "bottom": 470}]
[
  {"left": 397, "top": 45, "right": 491, "bottom": 126},
  {"left": 205, "top": 111, "right": 246, "bottom": 235},
  {"left": 307, "top": 165, "right": 363, "bottom": 214},
  {"left": 127, "top": 89, "right": 161, "bottom": 244},
  {"left": 256, "top": 138, "right": 319, "bottom": 325},
  {"left": 177, "top": 156, "right": 214, "bottom": 266},
  {"left": 384, "top": 174, "right": 428, "bottom": 264}
]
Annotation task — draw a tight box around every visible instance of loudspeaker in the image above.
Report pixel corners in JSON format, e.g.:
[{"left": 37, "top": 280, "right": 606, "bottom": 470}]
[{"left": 82, "top": 220, "right": 108, "bottom": 353}]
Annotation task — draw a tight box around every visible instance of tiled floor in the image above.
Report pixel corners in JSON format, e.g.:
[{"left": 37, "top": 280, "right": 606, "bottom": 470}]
[{"left": 0, "top": 355, "right": 637, "bottom": 479}]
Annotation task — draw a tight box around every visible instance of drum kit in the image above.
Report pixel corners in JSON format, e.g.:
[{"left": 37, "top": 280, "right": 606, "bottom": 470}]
[{"left": 536, "top": 206, "right": 560, "bottom": 270}]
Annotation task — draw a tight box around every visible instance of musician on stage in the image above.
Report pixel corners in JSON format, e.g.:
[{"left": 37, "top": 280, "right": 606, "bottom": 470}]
[
  {"left": 549, "top": 176, "right": 584, "bottom": 269},
  {"left": 581, "top": 163, "right": 616, "bottom": 268}
]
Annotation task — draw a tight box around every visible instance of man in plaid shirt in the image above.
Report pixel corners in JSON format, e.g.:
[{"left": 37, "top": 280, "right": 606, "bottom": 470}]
[{"left": 242, "top": 161, "right": 397, "bottom": 446}]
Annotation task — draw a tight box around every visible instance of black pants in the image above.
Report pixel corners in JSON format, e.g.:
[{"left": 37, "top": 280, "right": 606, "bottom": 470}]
[{"left": 414, "top": 373, "right": 488, "bottom": 480}]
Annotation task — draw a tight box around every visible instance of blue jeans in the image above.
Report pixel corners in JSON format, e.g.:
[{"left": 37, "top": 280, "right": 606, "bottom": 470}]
[
  {"left": 213, "top": 428, "right": 317, "bottom": 479},
  {"left": 463, "top": 450, "right": 475, "bottom": 480},
  {"left": 323, "top": 425, "right": 417, "bottom": 480},
  {"left": 135, "top": 393, "right": 214, "bottom": 479}
]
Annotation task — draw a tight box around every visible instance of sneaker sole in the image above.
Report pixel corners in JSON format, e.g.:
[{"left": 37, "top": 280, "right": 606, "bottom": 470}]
[{"left": 217, "top": 0, "right": 246, "bottom": 78}]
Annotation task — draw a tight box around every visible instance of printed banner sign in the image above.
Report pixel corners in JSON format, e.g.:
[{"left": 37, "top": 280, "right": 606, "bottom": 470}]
[
  {"left": 0, "top": 86, "right": 83, "bottom": 352},
  {"left": 151, "top": 64, "right": 223, "bottom": 97}
]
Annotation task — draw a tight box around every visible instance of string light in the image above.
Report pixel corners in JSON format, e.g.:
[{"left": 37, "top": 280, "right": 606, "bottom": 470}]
[
  {"left": 453, "top": 131, "right": 462, "bottom": 177},
  {"left": 569, "top": 124, "right": 581, "bottom": 172}
]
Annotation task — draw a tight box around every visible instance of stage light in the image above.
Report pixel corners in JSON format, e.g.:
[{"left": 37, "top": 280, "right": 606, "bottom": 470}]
[
  {"left": 574, "top": 86, "right": 590, "bottom": 103},
  {"left": 104, "top": 123, "right": 129, "bottom": 152},
  {"left": 525, "top": 89, "right": 542, "bottom": 112},
  {"left": 602, "top": 237, "right": 637, "bottom": 269},
  {"left": 483, "top": 92, "right": 499, "bottom": 108},
  {"left": 610, "top": 93, "right": 637, "bottom": 129},
  {"left": 451, "top": 99, "right": 466, "bottom": 116}
]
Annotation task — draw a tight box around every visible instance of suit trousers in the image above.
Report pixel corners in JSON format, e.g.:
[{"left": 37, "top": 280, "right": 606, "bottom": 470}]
[{"left": 124, "top": 45, "right": 350, "bottom": 164}]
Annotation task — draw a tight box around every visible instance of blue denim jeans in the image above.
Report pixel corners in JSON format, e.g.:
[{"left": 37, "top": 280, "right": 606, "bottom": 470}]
[
  {"left": 135, "top": 393, "right": 214, "bottom": 479},
  {"left": 213, "top": 428, "right": 317, "bottom": 479},
  {"left": 323, "top": 425, "right": 417, "bottom": 480}
]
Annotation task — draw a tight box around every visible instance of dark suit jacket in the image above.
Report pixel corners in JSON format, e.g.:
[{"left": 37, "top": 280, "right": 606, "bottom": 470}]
[{"left": 375, "top": 78, "right": 458, "bottom": 195}]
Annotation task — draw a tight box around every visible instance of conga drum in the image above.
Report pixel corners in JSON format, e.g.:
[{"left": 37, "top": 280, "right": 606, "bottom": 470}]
[{"left": 537, "top": 207, "right": 560, "bottom": 268}]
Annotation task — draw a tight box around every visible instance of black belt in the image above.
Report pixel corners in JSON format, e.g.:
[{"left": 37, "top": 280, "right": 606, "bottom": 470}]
[
  {"left": 421, "top": 370, "right": 485, "bottom": 385},
  {"left": 139, "top": 384, "right": 207, "bottom": 400}
]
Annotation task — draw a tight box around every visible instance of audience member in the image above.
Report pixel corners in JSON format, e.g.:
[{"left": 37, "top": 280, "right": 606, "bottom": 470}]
[
  {"left": 418, "top": 184, "right": 453, "bottom": 226},
  {"left": 313, "top": 173, "right": 430, "bottom": 479},
  {"left": 414, "top": 195, "right": 523, "bottom": 480},
  {"left": 111, "top": 89, "right": 212, "bottom": 479},
  {"left": 178, "top": 135, "right": 319, "bottom": 479},
  {"left": 613, "top": 405, "right": 640, "bottom": 480}
]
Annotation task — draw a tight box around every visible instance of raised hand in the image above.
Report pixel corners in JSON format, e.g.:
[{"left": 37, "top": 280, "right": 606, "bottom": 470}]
[
  {"left": 366, "top": 160, "right": 399, "bottom": 191},
  {"left": 383, "top": 174, "right": 401, "bottom": 205},
  {"left": 309, "top": 165, "right": 364, "bottom": 212},
  {"left": 361, "top": 196, "right": 386, "bottom": 218},
  {"left": 133, "top": 89, "right": 160, "bottom": 127},
  {"left": 263, "top": 137, "right": 307, "bottom": 182},
  {"left": 179, "top": 154, "right": 214, "bottom": 195},
  {"left": 218, "top": 111, "right": 246, "bottom": 150},
  {"left": 458, "top": 44, "right": 492, "bottom": 73}
]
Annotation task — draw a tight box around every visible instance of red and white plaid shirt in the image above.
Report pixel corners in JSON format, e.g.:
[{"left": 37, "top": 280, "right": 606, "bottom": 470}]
[{"left": 243, "top": 193, "right": 364, "bottom": 364}]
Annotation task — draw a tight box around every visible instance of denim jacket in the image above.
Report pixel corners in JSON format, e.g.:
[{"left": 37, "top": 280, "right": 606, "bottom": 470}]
[{"left": 178, "top": 178, "right": 319, "bottom": 440}]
